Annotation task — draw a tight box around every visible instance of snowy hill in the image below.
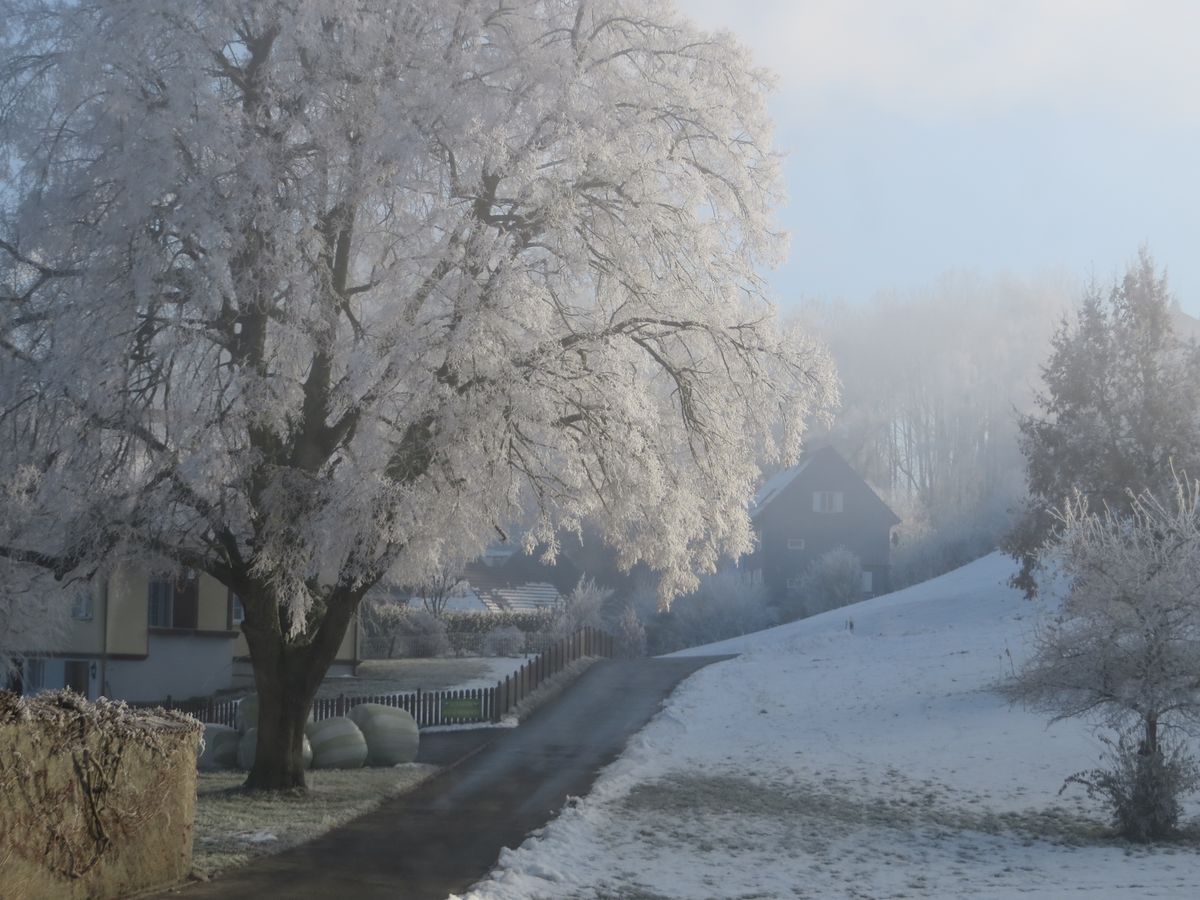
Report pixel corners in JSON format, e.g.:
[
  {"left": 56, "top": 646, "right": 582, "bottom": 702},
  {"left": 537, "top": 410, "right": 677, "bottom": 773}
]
[{"left": 464, "top": 554, "right": 1200, "bottom": 899}]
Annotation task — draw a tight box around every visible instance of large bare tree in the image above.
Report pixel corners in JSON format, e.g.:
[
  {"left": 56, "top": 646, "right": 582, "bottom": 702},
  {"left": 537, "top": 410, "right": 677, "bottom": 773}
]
[{"left": 0, "top": 0, "right": 835, "bottom": 790}]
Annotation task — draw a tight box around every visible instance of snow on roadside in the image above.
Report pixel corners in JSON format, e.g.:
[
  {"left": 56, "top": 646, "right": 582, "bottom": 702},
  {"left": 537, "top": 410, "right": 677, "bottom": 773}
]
[{"left": 460, "top": 553, "right": 1200, "bottom": 899}]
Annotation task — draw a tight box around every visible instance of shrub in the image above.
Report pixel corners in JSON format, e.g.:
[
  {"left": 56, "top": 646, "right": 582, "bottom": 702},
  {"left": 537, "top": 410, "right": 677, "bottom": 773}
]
[
  {"left": 612, "top": 602, "right": 646, "bottom": 658},
  {"left": 1062, "top": 730, "right": 1200, "bottom": 842},
  {"left": 652, "top": 571, "right": 777, "bottom": 653},
  {"left": 395, "top": 609, "right": 451, "bottom": 658},
  {"left": 482, "top": 626, "right": 526, "bottom": 657},
  {"left": 553, "top": 577, "right": 612, "bottom": 639},
  {"left": 440, "top": 609, "right": 558, "bottom": 634},
  {"left": 791, "top": 548, "right": 862, "bottom": 619}
]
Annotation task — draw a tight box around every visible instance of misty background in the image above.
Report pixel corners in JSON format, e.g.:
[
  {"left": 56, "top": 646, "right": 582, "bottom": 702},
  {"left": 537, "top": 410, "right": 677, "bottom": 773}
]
[{"left": 678, "top": 0, "right": 1200, "bottom": 319}]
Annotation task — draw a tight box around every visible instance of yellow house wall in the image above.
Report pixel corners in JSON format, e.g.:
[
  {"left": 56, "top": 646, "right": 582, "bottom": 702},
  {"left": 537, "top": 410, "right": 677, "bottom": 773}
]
[
  {"left": 105, "top": 568, "right": 148, "bottom": 657},
  {"left": 197, "top": 575, "right": 229, "bottom": 632},
  {"left": 58, "top": 596, "right": 104, "bottom": 656}
]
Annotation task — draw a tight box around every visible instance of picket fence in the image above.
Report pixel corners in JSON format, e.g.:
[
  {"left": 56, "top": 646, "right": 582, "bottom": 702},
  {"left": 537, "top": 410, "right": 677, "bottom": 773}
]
[{"left": 165, "top": 625, "right": 614, "bottom": 730}]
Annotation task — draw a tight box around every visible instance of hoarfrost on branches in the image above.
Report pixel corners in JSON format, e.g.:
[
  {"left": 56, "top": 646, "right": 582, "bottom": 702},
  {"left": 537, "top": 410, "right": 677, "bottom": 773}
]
[{"left": 0, "top": 0, "right": 835, "bottom": 785}]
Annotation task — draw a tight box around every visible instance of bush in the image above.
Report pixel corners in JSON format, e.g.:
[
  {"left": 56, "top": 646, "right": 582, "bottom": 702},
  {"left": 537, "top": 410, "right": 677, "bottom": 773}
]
[
  {"left": 789, "top": 548, "right": 862, "bottom": 620},
  {"left": 613, "top": 602, "right": 646, "bottom": 658},
  {"left": 395, "top": 609, "right": 451, "bottom": 657},
  {"left": 440, "top": 609, "right": 558, "bottom": 634},
  {"left": 553, "top": 577, "right": 612, "bottom": 639},
  {"left": 1062, "top": 730, "right": 1200, "bottom": 842},
  {"left": 652, "top": 571, "right": 777, "bottom": 653},
  {"left": 482, "top": 626, "right": 526, "bottom": 657}
]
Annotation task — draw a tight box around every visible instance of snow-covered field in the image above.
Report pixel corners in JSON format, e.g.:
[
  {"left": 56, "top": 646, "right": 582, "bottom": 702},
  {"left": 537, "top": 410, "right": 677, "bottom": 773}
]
[{"left": 461, "top": 554, "right": 1200, "bottom": 899}]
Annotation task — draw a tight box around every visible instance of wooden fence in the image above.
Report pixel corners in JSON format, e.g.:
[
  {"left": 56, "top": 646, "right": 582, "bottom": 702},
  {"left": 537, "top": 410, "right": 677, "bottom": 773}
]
[{"left": 160, "top": 625, "right": 614, "bottom": 730}]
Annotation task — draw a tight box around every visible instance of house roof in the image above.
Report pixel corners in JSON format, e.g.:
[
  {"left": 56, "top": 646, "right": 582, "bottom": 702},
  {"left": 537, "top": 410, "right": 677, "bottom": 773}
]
[
  {"left": 460, "top": 547, "right": 580, "bottom": 612},
  {"left": 750, "top": 446, "right": 900, "bottom": 526},
  {"left": 750, "top": 456, "right": 815, "bottom": 519}
]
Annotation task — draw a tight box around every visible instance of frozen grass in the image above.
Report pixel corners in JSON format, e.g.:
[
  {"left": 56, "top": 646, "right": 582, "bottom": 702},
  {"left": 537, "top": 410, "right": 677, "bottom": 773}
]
[
  {"left": 463, "top": 554, "right": 1200, "bottom": 899},
  {"left": 191, "top": 764, "right": 437, "bottom": 879}
]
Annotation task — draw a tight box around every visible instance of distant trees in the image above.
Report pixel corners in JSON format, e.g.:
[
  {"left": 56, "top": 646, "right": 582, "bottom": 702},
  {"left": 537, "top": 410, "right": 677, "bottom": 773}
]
[
  {"left": 1004, "top": 251, "right": 1200, "bottom": 597},
  {"left": 1003, "top": 476, "right": 1200, "bottom": 839},
  {"left": 797, "top": 273, "right": 1069, "bottom": 586}
]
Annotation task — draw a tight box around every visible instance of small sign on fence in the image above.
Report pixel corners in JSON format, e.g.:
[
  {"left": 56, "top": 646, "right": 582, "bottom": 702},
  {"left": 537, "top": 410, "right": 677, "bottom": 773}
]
[{"left": 441, "top": 696, "right": 484, "bottom": 721}]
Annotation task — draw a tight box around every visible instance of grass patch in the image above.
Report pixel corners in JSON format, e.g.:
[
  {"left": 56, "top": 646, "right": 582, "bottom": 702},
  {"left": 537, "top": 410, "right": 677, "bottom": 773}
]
[
  {"left": 621, "top": 772, "right": 1113, "bottom": 847},
  {"left": 191, "top": 764, "right": 438, "bottom": 879}
]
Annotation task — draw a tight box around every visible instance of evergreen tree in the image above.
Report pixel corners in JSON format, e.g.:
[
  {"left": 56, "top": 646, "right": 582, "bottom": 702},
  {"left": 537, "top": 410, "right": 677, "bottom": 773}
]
[{"left": 1004, "top": 250, "right": 1200, "bottom": 596}]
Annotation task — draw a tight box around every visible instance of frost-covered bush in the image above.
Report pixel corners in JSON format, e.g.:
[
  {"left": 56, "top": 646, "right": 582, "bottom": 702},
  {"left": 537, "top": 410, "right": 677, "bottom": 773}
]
[
  {"left": 653, "top": 571, "right": 777, "bottom": 652},
  {"left": 482, "top": 626, "right": 526, "bottom": 658},
  {"left": 1063, "top": 731, "right": 1200, "bottom": 842},
  {"left": 793, "top": 548, "right": 863, "bottom": 619},
  {"left": 553, "top": 577, "right": 612, "bottom": 639},
  {"left": 612, "top": 602, "right": 646, "bottom": 658},
  {"left": 395, "top": 609, "right": 451, "bottom": 658}
]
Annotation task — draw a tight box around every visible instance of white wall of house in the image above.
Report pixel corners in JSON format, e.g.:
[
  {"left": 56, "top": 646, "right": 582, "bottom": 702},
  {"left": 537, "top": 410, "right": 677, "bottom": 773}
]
[{"left": 105, "top": 634, "right": 235, "bottom": 702}]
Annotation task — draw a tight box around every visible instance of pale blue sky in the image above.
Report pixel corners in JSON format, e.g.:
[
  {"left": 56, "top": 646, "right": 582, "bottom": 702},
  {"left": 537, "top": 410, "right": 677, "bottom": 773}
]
[{"left": 678, "top": 0, "right": 1200, "bottom": 316}]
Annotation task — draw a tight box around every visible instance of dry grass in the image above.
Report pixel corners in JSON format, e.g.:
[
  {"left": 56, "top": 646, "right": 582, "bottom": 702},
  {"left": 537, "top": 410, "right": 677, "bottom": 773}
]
[{"left": 191, "top": 764, "right": 438, "bottom": 879}]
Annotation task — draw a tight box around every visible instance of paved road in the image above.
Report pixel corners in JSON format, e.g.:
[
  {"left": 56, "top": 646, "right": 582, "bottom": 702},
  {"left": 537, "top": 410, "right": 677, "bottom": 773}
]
[{"left": 167, "top": 655, "right": 731, "bottom": 899}]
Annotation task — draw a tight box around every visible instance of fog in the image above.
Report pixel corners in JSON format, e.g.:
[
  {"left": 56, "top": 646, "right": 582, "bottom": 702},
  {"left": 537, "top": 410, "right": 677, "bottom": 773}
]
[{"left": 679, "top": 0, "right": 1200, "bottom": 317}]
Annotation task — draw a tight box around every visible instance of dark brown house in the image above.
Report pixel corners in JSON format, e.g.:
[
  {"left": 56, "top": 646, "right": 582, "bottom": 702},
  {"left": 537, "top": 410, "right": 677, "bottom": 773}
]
[{"left": 745, "top": 446, "right": 900, "bottom": 602}]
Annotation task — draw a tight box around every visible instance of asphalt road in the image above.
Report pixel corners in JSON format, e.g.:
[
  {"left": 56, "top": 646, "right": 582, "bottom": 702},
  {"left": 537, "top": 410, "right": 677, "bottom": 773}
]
[{"left": 165, "top": 655, "right": 732, "bottom": 899}]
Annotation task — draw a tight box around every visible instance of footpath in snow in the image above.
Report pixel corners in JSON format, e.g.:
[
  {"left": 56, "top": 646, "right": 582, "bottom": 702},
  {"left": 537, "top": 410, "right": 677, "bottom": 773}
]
[{"left": 462, "top": 553, "right": 1200, "bottom": 899}]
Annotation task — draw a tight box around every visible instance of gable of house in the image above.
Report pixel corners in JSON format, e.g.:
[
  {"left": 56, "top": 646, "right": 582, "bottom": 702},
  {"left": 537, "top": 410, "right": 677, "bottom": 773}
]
[{"left": 748, "top": 446, "right": 900, "bottom": 599}]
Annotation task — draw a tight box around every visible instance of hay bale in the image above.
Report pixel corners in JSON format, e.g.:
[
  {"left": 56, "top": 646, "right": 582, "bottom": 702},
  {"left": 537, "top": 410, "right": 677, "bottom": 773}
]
[
  {"left": 197, "top": 723, "right": 239, "bottom": 770},
  {"left": 304, "top": 716, "right": 367, "bottom": 769},
  {"left": 0, "top": 691, "right": 200, "bottom": 899},
  {"left": 347, "top": 703, "right": 419, "bottom": 766},
  {"left": 234, "top": 728, "right": 312, "bottom": 771},
  {"left": 235, "top": 695, "right": 256, "bottom": 734}
]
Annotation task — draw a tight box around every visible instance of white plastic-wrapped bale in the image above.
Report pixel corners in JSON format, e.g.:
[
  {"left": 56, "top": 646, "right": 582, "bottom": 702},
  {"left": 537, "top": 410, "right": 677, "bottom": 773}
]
[
  {"left": 236, "top": 693, "right": 313, "bottom": 734},
  {"left": 304, "top": 716, "right": 367, "bottom": 769},
  {"left": 235, "top": 694, "right": 257, "bottom": 734},
  {"left": 234, "top": 728, "right": 313, "bottom": 771},
  {"left": 197, "top": 723, "right": 239, "bottom": 770},
  {"left": 237, "top": 727, "right": 257, "bottom": 771},
  {"left": 347, "top": 703, "right": 420, "bottom": 766}
]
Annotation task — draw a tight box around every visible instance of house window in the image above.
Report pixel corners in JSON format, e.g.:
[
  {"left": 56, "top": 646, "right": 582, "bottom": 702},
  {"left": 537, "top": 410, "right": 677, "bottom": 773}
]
[
  {"left": 148, "top": 570, "right": 199, "bottom": 629},
  {"left": 813, "top": 491, "right": 844, "bottom": 513},
  {"left": 71, "top": 590, "right": 94, "bottom": 621},
  {"left": 24, "top": 658, "right": 46, "bottom": 693},
  {"left": 861, "top": 571, "right": 874, "bottom": 594},
  {"left": 787, "top": 537, "right": 806, "bottom": 550},
  {"left": 229, "top": 590, "right": 245, "bottom": 627},
  {"left": 785, "top": 576, "right": 802, "bottom": 590}
]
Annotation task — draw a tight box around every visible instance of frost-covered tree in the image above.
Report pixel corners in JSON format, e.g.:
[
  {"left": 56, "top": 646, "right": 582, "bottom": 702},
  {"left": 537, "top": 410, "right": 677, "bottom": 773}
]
[
  {"left": 0, "top": 0, "right": 835, "bottom": 789},
  {"left": 1004, "top": 476, "right": 1200, "bottom": 837},
  {"left": 553, "top": 577, "right": 612, "bottom": 639},
  {"left": 411, "top": 566, "right": 465, "bottom": 618},
  {"left": 1004, "top": 251, "right": 1200, "bottom": 597}
]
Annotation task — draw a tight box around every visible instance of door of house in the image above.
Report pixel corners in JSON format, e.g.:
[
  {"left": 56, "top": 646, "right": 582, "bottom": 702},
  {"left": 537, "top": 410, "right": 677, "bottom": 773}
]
[{"left": 64, "top": 660, "right": 90, "bottom": 698}]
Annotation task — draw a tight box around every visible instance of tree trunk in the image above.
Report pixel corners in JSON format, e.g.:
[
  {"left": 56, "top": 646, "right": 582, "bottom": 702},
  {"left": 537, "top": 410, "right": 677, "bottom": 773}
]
[
  {"left": 244, "top": 650, "right": 320, "bottom": 791},
  {"left": 1143, "top": 712, "right": 1159, "bottom": 756},
  {"left": 240, "top": 585, "right": 361, "bottom": 792}
]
